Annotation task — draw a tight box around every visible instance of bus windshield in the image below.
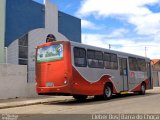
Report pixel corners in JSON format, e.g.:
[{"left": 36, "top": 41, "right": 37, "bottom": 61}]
[{"left": 37, "top": 44, "right": 63, "bottom": 63}]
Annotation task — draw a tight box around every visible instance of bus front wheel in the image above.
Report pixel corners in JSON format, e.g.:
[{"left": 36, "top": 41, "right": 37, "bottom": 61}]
[
  {"left": 103, "top": 84, "right": 112, "bottom": 100},
  {"left": 73, "top": 95, "right": 87, "bottom": 101}
]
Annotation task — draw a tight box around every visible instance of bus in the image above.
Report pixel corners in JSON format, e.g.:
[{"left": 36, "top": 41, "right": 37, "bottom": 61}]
[{"left": 35, "top": 40, "right": 153, "bottom": 100}]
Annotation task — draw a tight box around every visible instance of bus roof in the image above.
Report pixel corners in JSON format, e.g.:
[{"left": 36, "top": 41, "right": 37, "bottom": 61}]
[{"left": 70, "top": 41, "right": 150, "bottom": 61}]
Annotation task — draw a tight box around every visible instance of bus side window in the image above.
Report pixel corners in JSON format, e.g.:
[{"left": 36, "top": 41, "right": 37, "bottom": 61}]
[
  {"left": 129, "top": 57, "right": 138, "bottom": 71},
  {"left": 137, "top": 58, "right": 146, "bottom": 72},
  {"left": 87, "top": 50, "right": 104, "bottom": 68},
  {"left": 95, "top": 51, "right": 104, "bottom": 68},
  {"left": 74, "top": 47, "right": 87, "bottom": 67},
  {"left": 87, "top": 50, "right": 95, "bottom": 68},
  {"left": 104, "top": 53, "right": 111, "bottom": 69},
  {"left": 104, "top": 53, "right": 118, "bottom": 69},
  {"left": 110, "top": 54, "right": 118, "bottom": 69}
]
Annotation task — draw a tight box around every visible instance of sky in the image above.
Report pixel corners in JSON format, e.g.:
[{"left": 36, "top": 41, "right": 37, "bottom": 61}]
[{"left": 34, "top": 0, "right": 160, "bottom": 59}]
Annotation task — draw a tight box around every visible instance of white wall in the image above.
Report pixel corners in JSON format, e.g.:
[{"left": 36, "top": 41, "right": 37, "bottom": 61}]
[
  {"left": 44, "top": 0, "right": 69, "bottom": 41},
  {"left": 0, "top": 64, "right": 37, "bottom": 99},
  {"left": 153, "top": 71, "right": 159, "bottom": 87},
  {"left": 28, "top": 28, "right": 45, "bottom": 82},
  {"left": 7, "top": 39, "right": 19, "bottom": 64}
]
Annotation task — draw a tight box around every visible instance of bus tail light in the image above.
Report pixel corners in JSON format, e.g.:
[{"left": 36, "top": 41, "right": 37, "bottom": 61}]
[
  {"left": 64, "top": 80, "right": 67, "bottom": 84},
  {"left": 64, "top": 73, "right": 68, "bottom": 84},
  {"left": 64, "top": 73, "right": 68, "bottom": 78}
]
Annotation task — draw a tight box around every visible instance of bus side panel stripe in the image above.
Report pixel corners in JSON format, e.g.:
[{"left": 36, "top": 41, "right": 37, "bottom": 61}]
[
  {"left": 71, "top": 67, "right": 118, "bottom": 95},
  {"left": 129, "top": 79, "right": 149, "bottom": 92}
]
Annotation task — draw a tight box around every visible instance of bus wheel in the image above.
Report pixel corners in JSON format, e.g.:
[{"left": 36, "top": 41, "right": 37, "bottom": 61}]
[
  {"left": 103, "top": 84, "right": 112, "bottom": 100},
  {"left": 73, "top": 95, "right": 87, "bottom": 101},
  {"left": 139, "top": 83, "right": 146, "bottom": 95}
]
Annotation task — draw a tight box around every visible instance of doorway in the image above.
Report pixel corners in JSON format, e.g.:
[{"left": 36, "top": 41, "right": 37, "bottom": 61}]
[{"left": 119, "top": 57, "right": 128, "bottom": 91}]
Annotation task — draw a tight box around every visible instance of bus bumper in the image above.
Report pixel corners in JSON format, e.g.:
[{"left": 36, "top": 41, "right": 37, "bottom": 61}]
[{"left": 36, "top": 85, "right": 71, "bottom": 95}]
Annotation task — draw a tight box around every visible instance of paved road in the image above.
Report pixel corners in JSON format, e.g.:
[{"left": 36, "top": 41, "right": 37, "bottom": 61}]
[{"left": 0, "top": 88, "right": 159, "bottom": 114}]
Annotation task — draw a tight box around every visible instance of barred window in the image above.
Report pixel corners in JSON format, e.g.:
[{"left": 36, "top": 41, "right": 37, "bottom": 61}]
[{"left": 18, "top": 34, "right": 28, "bottom": 65}]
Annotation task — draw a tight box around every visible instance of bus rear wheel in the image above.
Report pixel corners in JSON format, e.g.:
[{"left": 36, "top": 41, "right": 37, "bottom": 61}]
[
  {"left": 139, "top": 83, "right": 146, "bottom": 95},
  {"left": 103, "top": 84, "right": 112, "bottom": 100},
  {"left": 73, "top": 95, "right": 87, "bottom": 101}
]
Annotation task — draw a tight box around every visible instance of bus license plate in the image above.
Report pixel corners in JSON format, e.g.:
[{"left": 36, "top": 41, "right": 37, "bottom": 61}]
[{"left": 46, "top": 82, "right": 54, "bottom": 87}]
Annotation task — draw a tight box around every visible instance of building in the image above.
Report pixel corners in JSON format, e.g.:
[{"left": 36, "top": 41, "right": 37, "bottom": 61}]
[
  {"left": 3, "top": 0, "right": 81, "bottom": 81},
  {"left": 0, "top": 0, "right": 81, "bottom": 98},
  {"left": 152, "top": 59, "right": 160, "bottom": 71},
  {"left": 151, "top": 59, "right": 160, "bottom": 87},
  {"left": 0, "top": 0, "right": 81, "bottom": 63}
]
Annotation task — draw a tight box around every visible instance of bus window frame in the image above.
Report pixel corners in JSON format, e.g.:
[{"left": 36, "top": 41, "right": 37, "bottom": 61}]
[
  {"left": 137, "top": 58, "right": 146, "bottom": 72},
  {"left": 87, "top": 49, "right": 104, "bottom": 68},
  {"left": 129, "top": 57, "right": 147, "bottom": 72},
  {"left": 104, "top": 52, "right": 118, "bottom": 70},
  {"left": 110, "top": 53, "right": 118, "bottom": 69},
  {"left": 129, "top": 57, "right": 138, "bottom": 71},
  {"left": 73, "top": 47, "right": 87, "bottom": 67}
]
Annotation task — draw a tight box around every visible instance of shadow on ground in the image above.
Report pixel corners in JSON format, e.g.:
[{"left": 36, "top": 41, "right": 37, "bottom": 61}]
[{"left": 44, "top": 92, "right": 159, "bottom": 106}]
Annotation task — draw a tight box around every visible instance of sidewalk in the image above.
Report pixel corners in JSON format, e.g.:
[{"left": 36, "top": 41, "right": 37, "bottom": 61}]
[{"left": 0, "top": 96, "right": 73, "bottom": 109}]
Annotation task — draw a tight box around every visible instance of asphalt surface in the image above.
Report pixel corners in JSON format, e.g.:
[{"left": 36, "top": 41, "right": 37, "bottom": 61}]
[
  {"left": 0, "top": 88, "right": 159, "bottom": 115},
  {"left": 0, "top": 87, "right": 160, "bottom": 120}
]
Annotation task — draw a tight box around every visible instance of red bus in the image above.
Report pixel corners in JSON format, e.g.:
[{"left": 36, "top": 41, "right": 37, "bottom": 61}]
[{"left": 35, "top": 40, "right": 153, "bottom": 100}]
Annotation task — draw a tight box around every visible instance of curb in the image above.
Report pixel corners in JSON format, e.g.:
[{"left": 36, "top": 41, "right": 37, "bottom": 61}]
[
  {"left": 0, "top": 100, "right": 52, "bottom": 109},
  {"left": 0, "top": 97, "right": 72, "bottom": 109}
]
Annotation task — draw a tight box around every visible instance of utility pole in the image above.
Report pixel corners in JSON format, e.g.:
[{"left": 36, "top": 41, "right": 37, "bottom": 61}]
[
  {"left": 145, "top": 46, "right": 147, "bottom": 57},
  {"left": 109, "top": 44, "right": 111, "bottom": 49}
]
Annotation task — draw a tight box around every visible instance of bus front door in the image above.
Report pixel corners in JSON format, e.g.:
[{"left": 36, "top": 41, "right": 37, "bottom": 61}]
[{"left": 119, "top": 57, "right": 128, "bottom": 91}]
